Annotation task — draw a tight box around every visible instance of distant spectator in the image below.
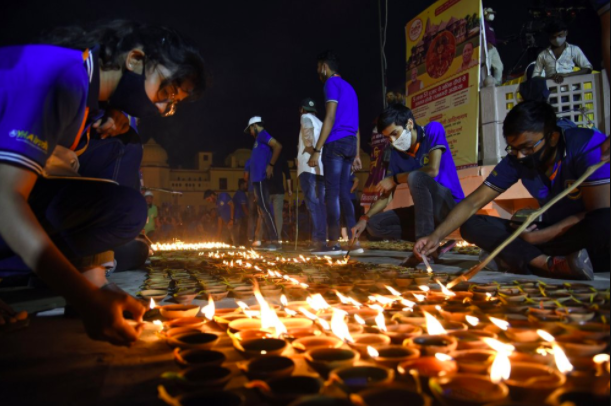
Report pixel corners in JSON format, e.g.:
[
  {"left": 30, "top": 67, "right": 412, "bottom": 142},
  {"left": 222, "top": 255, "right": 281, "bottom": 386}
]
[
  {"left": 204, "top": 190, "right": 235, "bottom": 244},
  {"left": 143, "top": 191, "right": 160, "bottom": 240},
  {"left": 533, "top": 19, "right": 593, "bottom": 84},
  {"left": 233, "top": 179, "right": 250, "bottom": 246},
  {"left": 269, "top": 153, "right": 292, "bottom": 243}
]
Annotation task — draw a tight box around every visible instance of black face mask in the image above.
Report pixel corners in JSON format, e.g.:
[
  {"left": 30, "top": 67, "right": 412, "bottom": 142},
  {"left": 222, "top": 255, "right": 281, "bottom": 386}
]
[
  {"left": 515, "top": 142, "right": 556, "bottom": 171},
  {"left": 109, "top": 70, "right": 159, "bottom": 118}
]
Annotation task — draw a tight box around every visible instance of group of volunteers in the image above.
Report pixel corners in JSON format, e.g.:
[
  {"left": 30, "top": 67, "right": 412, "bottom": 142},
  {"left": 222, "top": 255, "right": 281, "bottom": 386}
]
[{"left": 0, "top": 16, "right": 609, "bottom": 347}]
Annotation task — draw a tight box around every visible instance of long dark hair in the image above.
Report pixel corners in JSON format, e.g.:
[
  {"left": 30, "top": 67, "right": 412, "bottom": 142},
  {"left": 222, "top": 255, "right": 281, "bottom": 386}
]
[{"left": 39, "top": 20, "right": 206, "bottom": 101}]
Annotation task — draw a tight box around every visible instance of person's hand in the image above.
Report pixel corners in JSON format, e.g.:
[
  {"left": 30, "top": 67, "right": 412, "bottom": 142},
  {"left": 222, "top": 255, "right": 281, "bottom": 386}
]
[
  {"left": 288, "top": 189, "right": 293, "bottom": 197},
  {"left": 79, "top": 288, "right": 145, "bottom": 346},
  {"left": 308, "top": 152, "right": 320, "bottom": 167},
  {"left": 552, "top": 73, "right": 565, "bottom": 84},
  {"left": 414, "top": 235, "right": 440, "bottom": 258},
  {"left": 93, "top": 109, "right": 131, "bottom": 139},
  {"left": 351, "top": 219, "right": 368, "bottom": 241},
  {"left": 352, "top": 156, "right": 363, "bottom": 172},
  {"left": 266, "top": 165, "right": 274, "bottom": 179},
  {"left": 375, "top": 177, "right": 396, "bottom": 194},
  {"left": 516, "top": 224, "right": 548, "bottom": 245},
  {"left": 303, "top": 146, "right": 315, "bottom": 155},
  {"left": 602, "top": 137, "right": 610, "bottom": 162}
]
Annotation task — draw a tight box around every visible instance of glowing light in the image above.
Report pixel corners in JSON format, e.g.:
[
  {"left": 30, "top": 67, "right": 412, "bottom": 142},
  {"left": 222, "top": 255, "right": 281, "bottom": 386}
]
[
  {"left": 466, "top": 315, "right": 480, "bottom": 327},
  {"left": 422, "top": 255, "right": 434, "bottom": 274},
  {"left": 331, "top": 309, "right": 354, "bottom": 344},
  {"left": 307, "top": 294, "right": 331, "bottom": 312},
  {"left": 367, "top": 346, "right": 380, "bottom": 358},
  {"left": 151, "top": 241, "right": 234, "bottom": 251},
  {"left": 253, "top": 280, "right": 287, "bottom": 338},
  {"left": 436, "top": 279, "right": 456, "bottom": 297},
  {"left": 594, "top": 354, "right": 610, "bottom": 364},
  {"left": 370, "top": 295, "right": 395, "bottom": 307},
  {"left": 280, "top": 295, "right": 288, "bottom": 308},
  {"left": 489, "top": 317, "right": 510, "bottom": 331},
  {"left": 375, "top": 312, "right": 387, "bottom": 332},
  {"left": 153, "top": 319, "right": 163, "bottom": 331},
  {"left": 537, "top": 330, "right": 574, "bottom": 374},
  {"left": 149, "top": 298, "right": 157, "bottom": 310},
  {"left": 201, "top": 295, "right": 215, "bottom": 321},
  {"left": 435, "top": 353, "right": 453, "bottom": 362},
  {"left": 385, "top": 285, "right": 402, "bottom": 297},
  {"left": 413, "top": 293, "right": 427, "bottom": 302},
  {"left": 424, "top": 311, "right": 447, "bottom": 335},
  {"left": 336, "top": 292, "right": 362, "bottom": 308},
  {"left": 401, "top": 299, "right": 416, "bottom": 308},
  {"left": 483, "top": 338, "right": 514, "bottom": 384},
  {"left": 418, "top": 285, "right": 430, "bottom": 293},
  {"left": 354, "top": 314, "right": 366, "bottom": 325}
]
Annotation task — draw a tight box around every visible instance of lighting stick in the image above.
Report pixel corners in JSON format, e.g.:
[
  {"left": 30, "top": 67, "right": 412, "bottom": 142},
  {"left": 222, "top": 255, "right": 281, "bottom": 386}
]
[
  {"left": 447, "top": 160, "right": 608, "bottom": 289},
  {"left": 294, "top": 177, "right": 300, "bottom": 251}
]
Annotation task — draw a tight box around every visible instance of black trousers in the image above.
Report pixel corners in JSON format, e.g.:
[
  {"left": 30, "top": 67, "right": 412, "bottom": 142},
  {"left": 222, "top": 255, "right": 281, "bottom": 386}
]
[{"left": 460, "top": 208, "right": 610, "bottom": 274}]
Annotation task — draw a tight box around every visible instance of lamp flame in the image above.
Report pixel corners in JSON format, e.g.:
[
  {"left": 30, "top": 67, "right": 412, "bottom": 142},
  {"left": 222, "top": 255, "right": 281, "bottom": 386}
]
[
  {"left": 201, "top": 295, "right": 215, "bottom": 321},
  {"left": 466, "top": 315, "right": 480, "bottom": 327},
  {"left": 153, "top": 319, "right": 163, "bottom": 331},
  {"left": 483, "top": 338, "right": 514, "bottom": 384},
  {"left": 424, "top": 311, "right": 447, "bottom": 335},
  {"left": 149, "top": 298, "right": 157, "bottom": 310},
  {"left": 537, "top": 330, "right": 574, "bottom": 374},
  {"left": 280, "top": 294, "right": 288, "bottom": 308},
  {"left": 413, "top": 294, "right": 426, "bottom": 302},
  {"left": 354, "top": 314, "right": 366, "bottom": 325},
  {"left": 418, "top": 285, "right": 430, "bottom": 293},
  {"left": 307, "top": 294, "right": 331, "bottom": 312},
  {"left": 436, "top": 279, "right": 456, "bottom": 297},
  {"left": 594, "top": 354, "right": 610, "bottom": 364},
  {"left": 331, "top": 309, "right": 354, "bottom": 344},
  {"left": 385, "top": 285, "right": 402, "bottom": 297},
  {"left": 489, "top": 317, "right": 510, "bottom": 331},
  {"left": 367, "top": 346, "right": 380, "bottom": 358},
  {"left": 375, "top": 312, "right": 387, "bottom": 332},
  {"left": 435, "top": 353, "right": 453, "bottom": 362}
]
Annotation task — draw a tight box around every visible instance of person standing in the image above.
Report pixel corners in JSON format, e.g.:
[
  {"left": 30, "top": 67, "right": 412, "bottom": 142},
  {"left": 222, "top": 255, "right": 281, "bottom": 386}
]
[
  {"left": 143, "top": 191, "right": 160, "bottom": 240},
  {"left": 233, "top": 179, "right": 249, "bottom": 246},
  {"left": 245, "top": 116, "right": 282, "bottom": 251},
  {"left": 533, "top": 20, "right": 593, "bottom": 84},
  {"left": 204, "top": 190, "right": 235, "bottom": 244},
  {"left": 306, "top": 51, "right": 361, "bottom": 255},
  {"left": 268, "top": 153, "right": 292, "bottom": 242},
  {"left": 297, "top": 98, "right": 327, "bottom": 248}
]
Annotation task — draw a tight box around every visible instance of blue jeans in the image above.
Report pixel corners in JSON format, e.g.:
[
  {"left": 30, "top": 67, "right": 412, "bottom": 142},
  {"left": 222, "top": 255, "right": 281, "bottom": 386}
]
[
  {"left": 253, "top": 180, "right": 279, "bottom": 242},
  {"left": 299, "top": 172, "right": 327, "bottom": 243},
  {"left": 78, "top": 138, "right": 143, "bottom": 190},
  {"left": 322, "top": 136, "right": 357, "bottom": 242},
  {"left": 0, "top": 179, "right": 147, "bottom": 276}
]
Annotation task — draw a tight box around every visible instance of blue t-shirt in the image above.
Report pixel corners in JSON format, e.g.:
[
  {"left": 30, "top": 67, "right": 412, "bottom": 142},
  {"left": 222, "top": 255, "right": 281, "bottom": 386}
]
[
  {"left": 250, "top": 129, "right": 274, "bottom": 183},
  {"left": 484, "top": 128, "right": 610, "bottom": 224},
  {"left": 386, "top": 122, "right": 465, "bottom": 202},
  {"left": 216, "top": 192, "right": 233, "bottom": 222},
  {"left": 244, "top": 159, "right": 253, "bottom": 192},
  {"left": 0, "top": 45, "right": 91, "bottom": 175},
  {"left": 324, "top": 76, "right": 359, "bottom": 143},
  {"left": 233, "top": 190, "right": 248, "bottom": 220}
]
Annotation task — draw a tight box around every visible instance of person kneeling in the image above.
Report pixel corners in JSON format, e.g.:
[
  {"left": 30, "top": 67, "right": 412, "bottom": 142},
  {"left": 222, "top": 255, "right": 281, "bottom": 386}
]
[
  {"left": 415, "top": 101, "right": 610, "bottom": 280},
  {"left": 352, "top": 104, "right": 464, "bottom": 266}
]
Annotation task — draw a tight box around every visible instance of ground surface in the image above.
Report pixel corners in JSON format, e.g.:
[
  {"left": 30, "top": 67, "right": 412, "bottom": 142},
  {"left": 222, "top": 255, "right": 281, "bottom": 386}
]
[{"left": 0, "top": 247, "right": 609, "bottom": 405}]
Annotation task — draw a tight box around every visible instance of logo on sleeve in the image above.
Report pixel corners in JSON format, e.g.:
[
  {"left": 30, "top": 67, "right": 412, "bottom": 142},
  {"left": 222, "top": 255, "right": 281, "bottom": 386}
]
[
  {"left": 565, "top": 180, "right": 582, "bottom": 200},
  {"left": 9, "top": 130, "right": 48, "bottom": 153},
  {"left": 421, "top": 154, "right": 430, "bottom": 166}
]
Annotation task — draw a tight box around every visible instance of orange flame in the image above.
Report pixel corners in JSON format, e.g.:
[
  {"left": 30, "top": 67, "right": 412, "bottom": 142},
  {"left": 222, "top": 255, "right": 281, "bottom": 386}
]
[
  {"left": 489, "top": 317, "right": 510, "bottom": 331},
  {"left": 375, "top": 312, "right": 387, "bottom": 332},
  {"left": 537, "top": 330, "right": 574, "bottom": 374},
  {"left": 331, "top": 309, "right": 354, "bottom": 344},
  {"left": 307, "top": 294, "right": 331, "bottom": 312},
  {"left": 201, "top": 295, "right": 215, "bottom": 321},
  {"left": 385, "top": 285, "right": 402, "bottom": 297},
  {"left": 436, "top": 279, "right": 456, "bottom": 297},
  {"left": 466, "top": 315, "right": 480, "bottom": 327},
  {"left": 367, "top": 346, "right": 380, "bottom": 358},
  {"left": 149, "top": 298, "right": 157, "bottom": 310},
  {"left": 435, "top": 353, "right": 453, "bottom": 362},
  {"left": 424, "top": 311, "right": 447, "bottom": 335},
  {"left": 483, "top": 338, "right": 514, "bottom": 384}
]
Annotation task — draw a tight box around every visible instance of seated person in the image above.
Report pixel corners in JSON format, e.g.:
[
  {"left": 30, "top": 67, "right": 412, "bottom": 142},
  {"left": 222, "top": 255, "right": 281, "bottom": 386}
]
[
  {"left": 352, "top": 104, "right": 464, "bottom": 266},
  {"left": 533, "top": 19, "right": 593, "bottom": 84},
  {"left": 415, "top": 101, "right": 609, "bottom": 281}
]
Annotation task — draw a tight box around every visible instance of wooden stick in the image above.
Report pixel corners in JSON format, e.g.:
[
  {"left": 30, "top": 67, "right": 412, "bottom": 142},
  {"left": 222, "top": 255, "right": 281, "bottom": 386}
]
[
  {"left": 294, "top": 178, "right": 300, "bottom": 251},
  {"left": 447, "top": 160, "right": 608, "bottom": 289}
]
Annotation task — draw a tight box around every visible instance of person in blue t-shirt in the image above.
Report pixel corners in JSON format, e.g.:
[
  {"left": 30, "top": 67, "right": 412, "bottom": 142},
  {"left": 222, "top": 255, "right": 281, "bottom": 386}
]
[
  {"left": 205, "top": 190, "right": 235, "bottom": 244},
  {"left": 0, "top": 20, "right": 206, "bottom": 345},
  {"left": 416, "top": 101, "right": 610, "bottom": 280},
  {"left": 352, "top": 104, "right": 464, "bottom": 266},
  {"left": 233, "top": 179, "right": 250, "bottom": 246},
  {"left": 245, "top": 116, "right": 283, "bottom": 251},
  {"left": 305, "top": 51, "right": 362, "bottom": 255}
]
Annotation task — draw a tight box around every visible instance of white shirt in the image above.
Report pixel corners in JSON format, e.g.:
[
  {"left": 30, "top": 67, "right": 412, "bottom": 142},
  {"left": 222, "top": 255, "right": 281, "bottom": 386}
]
[
  {"left": 533, "top": 43, "right": 593, "bottom": 77},
  {"left": 297, "top": 113, "right": 323, "bottom": 176}
]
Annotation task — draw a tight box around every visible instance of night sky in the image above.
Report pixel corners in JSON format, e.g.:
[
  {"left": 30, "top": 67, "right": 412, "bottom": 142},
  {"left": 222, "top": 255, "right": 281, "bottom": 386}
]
[{"left": 0, "top": 0, "right": 602, "bottom": 167}]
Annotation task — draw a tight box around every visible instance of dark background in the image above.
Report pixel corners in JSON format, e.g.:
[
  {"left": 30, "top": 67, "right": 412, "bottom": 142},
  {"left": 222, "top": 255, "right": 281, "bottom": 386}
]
[{"left": 0, "top": 0, "right": 602, "bottom": 167}]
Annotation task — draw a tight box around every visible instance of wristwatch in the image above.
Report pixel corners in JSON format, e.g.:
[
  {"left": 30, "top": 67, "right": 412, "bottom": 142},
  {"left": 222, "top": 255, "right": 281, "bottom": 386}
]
[{"left": 360, "top": 215, "right": 370, "bottom": 222}]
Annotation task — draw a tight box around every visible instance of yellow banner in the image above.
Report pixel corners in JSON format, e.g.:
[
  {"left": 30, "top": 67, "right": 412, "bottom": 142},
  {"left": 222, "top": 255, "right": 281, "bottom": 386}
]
[{"left": 405, "top": 0, "right": 481, "bottom": 169}]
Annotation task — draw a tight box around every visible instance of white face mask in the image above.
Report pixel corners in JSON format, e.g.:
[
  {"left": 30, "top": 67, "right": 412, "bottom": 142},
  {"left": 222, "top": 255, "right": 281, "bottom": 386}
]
[
  {"left": 551, "top": 36, "right": 566, "bottom": 47},
  {"left": 390, "top": 129, "right": 413, "bottom": 152}
]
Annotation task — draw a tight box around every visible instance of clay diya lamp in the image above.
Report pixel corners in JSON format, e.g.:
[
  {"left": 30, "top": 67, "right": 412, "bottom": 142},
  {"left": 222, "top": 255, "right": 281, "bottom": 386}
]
[
  {"left": 412, "top": 275, "right": 431, "bottom": 285},
  {"left": 429, "top": 374, "right": 509, "bottom": 406},
  {"left": 212, "top": 312, "right": 246, "bottom": 331},
  {"left": 288, "top": 327, "right": 320, "bottom": 339},
  {"left": 292, "top": 336, "right": 343, "bottom": 352},
  {"left": 404, "top": 335, "right": 458, "bottom": 356},
  {"left": 281, "top": 317, "right": 314, "bottom": 332},
  {"left": 158, "top": 388, "right": 245, "bottom": 406},
  {"left": 247, "top": 376, "right": 323, "bottom": 405},
  {"left": 328, "top": 365, "right": 394, "bottom": 393},
  {"left": 235, "top": 337, "right": 287, "bottom": 358},
  {"left": 161, "top": 365, "right": 232, "bottom": 391},
  {"left": 233, "top": 286, "right": 254, "bottom": 299},
  {"left": 450, "top": 350, "right": 496, "bottom": 374},
  {"left": 309, "top": 283, "right": 330, "bottom": 295},
  {"left": 564, "top": 356, "right": 611, "bottom": 394},
  {"left": 450, "top": 330, "right": 498, "bottom": 350},
  {"left": 370, "top": 345, "right": 420, "bottom": 369},
  {"left": 564, "top": 322, "right": 610, "bottom": 341},
  {"left": 173, "top": 348, "right": 226, "bottom": 368},
  {"left": 205, "top": 289, "right": 229, "bottom": 301},
  {"left": 395, "top": 277, "right": 414, "bottom": 288},
  {"left": 305, "top": 348, "right": 360, "bottom": 378},
  {"left": 164, "top": 317, "right": 207, "bottom": 330},
  {"left": 383, "top": 323, "right": 423, "bottom": 345},
  {"left": 546, "top": 387, "right": 610, "bottom": 406},
  {"left": 333, "top": 283, "right": 354, "bottom": 293},
  {"left": 159, "top": 304, "right": 200, "bottom": 319},
  {"left": 238, "top": 355, "right": 295, "bottom": 381},
  {"left": 166, "top": 331, "right": 220, "bottom": 350},
  {"left": 173, "top": 291, "right": 198, "bottom": 305},
  {"left": 233, "top": 329, "right": 274, "bottom": 342},
  {"left": 555, "top": 335, "right": 608, "bottom": 357},
  {"left": 398, "top": 356, "right": 458, "bottom": 391},
  {"left": 504, "top": 362, "right": 566, "bottom": 402},
  {"left": 440, "top": 321, "right": 468, "bottom": 332},
  {"left": 357, "top": 308, "right": 383, "bottom": 325},
  {"left": 346, "top": 323, "right": 365, "bottom": 335},
  {"left": 228, "top": 317, "right": 263, "bottom": 333},
  {"left": 261, "top": 285, "right": 283, "bottom": 299},
  {"left": 348, "top": 333, "right": 391, "bottom": 357},
  {"left": 554, "top": 307, "right": 596, "bottom": 323},
  {"left": 355, "top": 386, "right": 432, "bottom": 406},
  {"left": 504, "top": 327, "right": 542, "bottom": 343},
  {"left": 139, "top": 289, "right": 168, "bottom": 301}
]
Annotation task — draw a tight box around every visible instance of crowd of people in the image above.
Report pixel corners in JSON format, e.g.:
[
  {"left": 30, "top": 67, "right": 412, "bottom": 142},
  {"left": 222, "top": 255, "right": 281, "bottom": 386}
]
[{"left": 0, "top": 4, "right": 609, "bottom": 347}]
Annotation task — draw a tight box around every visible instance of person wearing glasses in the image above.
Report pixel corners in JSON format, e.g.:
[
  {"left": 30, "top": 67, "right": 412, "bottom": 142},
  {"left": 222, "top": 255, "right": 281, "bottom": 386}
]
[
  {"left": 0, "top": 20, "right": 206, "bottom": 346},
  {"left": 415, "top": 101, "right": 610, "bottom": 280}
]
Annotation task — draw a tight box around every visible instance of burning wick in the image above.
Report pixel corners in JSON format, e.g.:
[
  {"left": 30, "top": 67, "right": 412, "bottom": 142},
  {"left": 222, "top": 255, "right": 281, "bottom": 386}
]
[
  {"left": 354, "top": 314, "right": 366, "bottom": 325},
  {"left": 367, "top": 346, "right": 380, "bottom": 358},
  {"left": 153, "top": 320, "right": 163, "bottom": 332},
  {"left": 201, "top": 295, "right": 215, "bottom": 321},
  {"left": 483, "top": 338, "right": 514, "bottom": 383},
  {"left": 594, "top": 354, "right": 610, "bottom": 376},
  {"left": 537, "top": 330, "right": 574, "bottom": 374},
  {"left": 385, "top": 285, "right": 402, "bottom": 297},
  {"left": 421, "top": 254, "right": 434, "bottom": 274},
  {"left": 489, "top": 317, "right": 510, "bottom": 331},
  {"left": 418, "top": 285, "right": 430, "bottom": 293},
  {"left": 466, "top": 315, "right": 480, "bottom": 327},
  {"left": 149, "top": 298, "right": 157, "bottom": 310},
  {"left": 435, "top": 353, "right": 453, "bottom": 362}
]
